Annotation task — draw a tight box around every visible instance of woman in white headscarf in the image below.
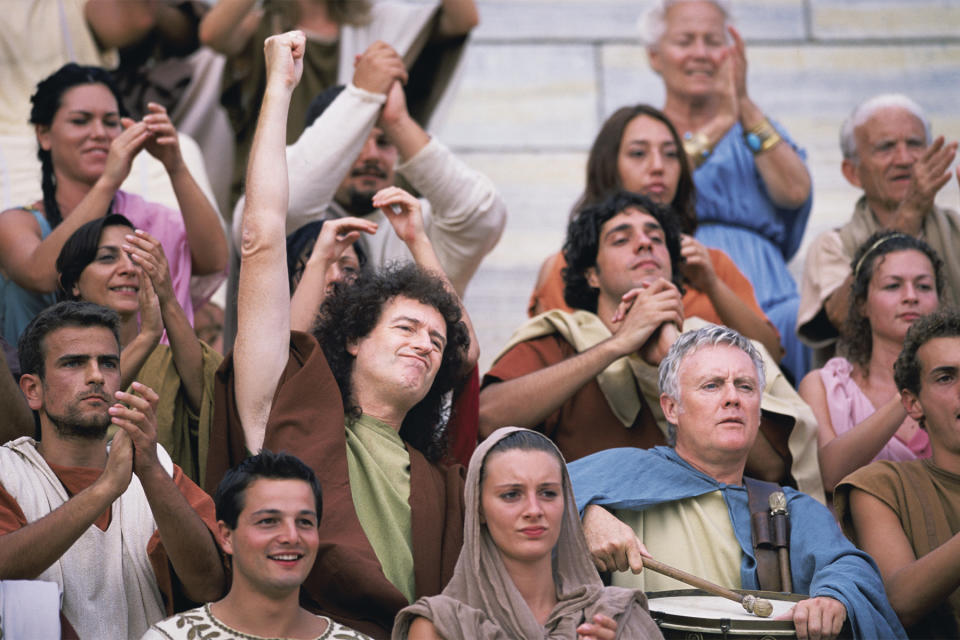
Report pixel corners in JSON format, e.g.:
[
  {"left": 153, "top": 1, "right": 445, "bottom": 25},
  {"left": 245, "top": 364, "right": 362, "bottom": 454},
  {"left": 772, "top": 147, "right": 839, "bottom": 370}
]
[{"left": 393, "top": 427, "right": 662, "bottom": 639}]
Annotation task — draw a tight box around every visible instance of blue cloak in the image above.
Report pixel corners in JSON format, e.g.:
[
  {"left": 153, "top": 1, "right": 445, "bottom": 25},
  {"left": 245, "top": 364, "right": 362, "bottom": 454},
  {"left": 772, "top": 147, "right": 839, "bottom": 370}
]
[{"left": 568, "top": 446, "right": 906, "bottom": 639}]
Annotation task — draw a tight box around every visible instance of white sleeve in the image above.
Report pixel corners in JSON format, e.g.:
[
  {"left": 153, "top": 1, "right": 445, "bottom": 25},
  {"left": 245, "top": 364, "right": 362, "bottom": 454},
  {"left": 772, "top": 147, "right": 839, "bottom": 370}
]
[
  {"left": 399, "top": 138, "right": 507, "bottom": 293},
  {"left": 230, "top": 84, "right": 386, "bottom": 248}
]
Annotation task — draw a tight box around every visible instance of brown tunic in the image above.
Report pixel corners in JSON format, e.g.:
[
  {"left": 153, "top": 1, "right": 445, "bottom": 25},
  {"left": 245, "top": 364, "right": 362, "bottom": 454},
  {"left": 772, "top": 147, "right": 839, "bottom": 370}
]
[
  {"left": 836, "top": 459, "right": 960, "bottom": 639},
  {"left": 207, "top": 331, "right": 464, "bottom": 639},
  {"left": 482, "top": 333, "right": 665, "bottom": 462}
]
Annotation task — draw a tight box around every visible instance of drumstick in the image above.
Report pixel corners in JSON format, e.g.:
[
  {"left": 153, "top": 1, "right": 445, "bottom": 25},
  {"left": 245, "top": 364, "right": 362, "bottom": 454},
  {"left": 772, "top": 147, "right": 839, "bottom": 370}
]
[{"left": 641, "top": 556, "right": 774, "bottom": 618}]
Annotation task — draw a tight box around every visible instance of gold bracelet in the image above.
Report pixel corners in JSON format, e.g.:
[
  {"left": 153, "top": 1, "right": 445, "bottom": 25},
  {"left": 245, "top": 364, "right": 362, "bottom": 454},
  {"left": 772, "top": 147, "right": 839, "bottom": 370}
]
[
  {"left": 683, "top": 131, "right": 712, "bottom": 168},
  {"left": 743, "top": 118, "right": 783, "bottom": 154}
]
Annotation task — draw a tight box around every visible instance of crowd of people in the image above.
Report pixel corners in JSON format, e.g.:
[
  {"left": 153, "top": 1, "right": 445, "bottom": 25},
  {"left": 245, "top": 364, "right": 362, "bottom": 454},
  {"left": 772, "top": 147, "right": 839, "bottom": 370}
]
[{"left": 0, "top": 1, "right": 959, "bottom": 639}]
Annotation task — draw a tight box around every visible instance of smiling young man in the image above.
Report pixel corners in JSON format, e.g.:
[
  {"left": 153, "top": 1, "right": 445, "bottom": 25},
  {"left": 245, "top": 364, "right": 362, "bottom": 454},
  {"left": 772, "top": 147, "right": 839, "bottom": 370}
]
[
  {"left": 144, "top": 451, "right": 372, "bottom": 639},
  {"left": 836, "top": 308, "right": 960, "bottom": 637},
  {"left": 798, "top": 94, "right": 960, "bottom": 360},
  {"left": 206, "top": 32, "right": 470, "bottom": 639},
  {"left": 0, "top": 301, "right": 224, "bottom": 639},
  {"left": 568, "top": 325, "right": 906, "bottom": 640}
]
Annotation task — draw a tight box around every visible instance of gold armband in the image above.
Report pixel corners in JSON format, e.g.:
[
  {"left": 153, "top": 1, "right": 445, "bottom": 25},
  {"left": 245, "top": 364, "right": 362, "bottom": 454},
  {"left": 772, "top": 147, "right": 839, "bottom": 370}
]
[{"left": 743, "top": 118, "right": 783, "bottom": 155}]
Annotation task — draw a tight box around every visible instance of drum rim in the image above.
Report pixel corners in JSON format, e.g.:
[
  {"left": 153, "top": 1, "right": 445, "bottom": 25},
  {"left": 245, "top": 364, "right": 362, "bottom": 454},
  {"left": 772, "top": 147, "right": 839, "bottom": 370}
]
[{"left": 647, "top": 588, "right": 803, "bottom": 635}]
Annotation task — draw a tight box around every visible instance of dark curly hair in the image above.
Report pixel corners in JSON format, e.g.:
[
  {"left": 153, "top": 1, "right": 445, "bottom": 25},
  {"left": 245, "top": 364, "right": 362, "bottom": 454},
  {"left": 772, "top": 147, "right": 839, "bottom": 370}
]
[
  {"left": 894, "top": 307, "right": 960, "bottom": 398},
  {"left": 30, "top": 63, "right": 128, "bottom": 229},
  {"left": 56, "top": 214, "right": 134, "bottom": 302},
  {"left": 574, "top": 104, "right": 697, "bottom": 233},
  {"left": 562, "top": 190, "right": 683, "bottom": 313},
  {"left": 313, "top": 262, "right": 470, "bottom": 462},
  {"left": 841, "top": 230, "right": 944, "bottom": 370}
]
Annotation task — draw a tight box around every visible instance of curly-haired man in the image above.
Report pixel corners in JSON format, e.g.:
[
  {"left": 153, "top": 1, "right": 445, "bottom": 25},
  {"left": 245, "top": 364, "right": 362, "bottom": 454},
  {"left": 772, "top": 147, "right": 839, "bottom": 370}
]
[{"left": 206, "top": 32, "right": 472, "bottom": 639}]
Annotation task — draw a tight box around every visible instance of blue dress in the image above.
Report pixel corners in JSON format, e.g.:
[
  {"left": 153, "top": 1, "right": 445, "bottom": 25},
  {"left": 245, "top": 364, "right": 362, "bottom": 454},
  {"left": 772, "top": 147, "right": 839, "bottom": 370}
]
[
  {"left": 693, "top": 120, "right": 812, "bottom": 380},
  {"left": 0, "top": 208, "right": 55, "bottom": 343}
]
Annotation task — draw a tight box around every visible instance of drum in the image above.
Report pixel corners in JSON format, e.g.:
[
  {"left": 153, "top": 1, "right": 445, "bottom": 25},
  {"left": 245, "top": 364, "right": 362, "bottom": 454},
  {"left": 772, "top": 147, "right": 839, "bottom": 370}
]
[{"left": 647, "top": 589, "right": 803, "bottom": 639}]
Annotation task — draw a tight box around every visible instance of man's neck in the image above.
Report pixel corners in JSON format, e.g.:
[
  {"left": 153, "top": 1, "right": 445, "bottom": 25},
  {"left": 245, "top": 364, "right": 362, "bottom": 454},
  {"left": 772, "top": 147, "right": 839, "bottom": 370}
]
[
  {"left": 594, "top": 296, "right": 620, "bottom": 335},
  {"left": 675, "top": 445, "right": 745, "bottom": 485},
  {"left": 36, "top": 426, "right": 108, "bottom": 470},
  {"left": 211, "top": 584, "right": 321, "bottom": 639}
]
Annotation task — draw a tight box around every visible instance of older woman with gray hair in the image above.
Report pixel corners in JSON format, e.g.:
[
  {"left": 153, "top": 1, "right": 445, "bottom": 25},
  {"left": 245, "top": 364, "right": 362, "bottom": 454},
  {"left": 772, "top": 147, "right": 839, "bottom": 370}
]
[{"left": 639, "top": 0, "right": 813, "bottom": 381}]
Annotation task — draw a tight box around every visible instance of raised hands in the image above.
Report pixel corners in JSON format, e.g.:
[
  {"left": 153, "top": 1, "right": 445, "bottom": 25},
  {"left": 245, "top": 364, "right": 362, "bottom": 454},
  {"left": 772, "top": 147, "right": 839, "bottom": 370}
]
[
  {"left": 123, "top": 229, "right": 175, "bottom": 305},
  {"left": 896, "top": 135, "right": 959, "bottom": 233},
  {"left": 609, "top": 278, "right": 684, "bottom": 365},
  {"left": 142, "top": 103, "right": 184, "bottom": 173},
  {"left": 309, "top": 217, "right": 378, "bottom": 275},
  {"left": 679, "top": 234, "right": 718, "bottom": 292},
  {"left": 264, "top": 30, "right": 305, "bottom": 92},
  {"left": 373, "top": 186, "right": 426, "bottom": 247},
  {"left": 353, "top": 41, "right": 407, "bottom": 95},
  {"left": 109, "top": 381, "right": 162, "bottom": 478}
]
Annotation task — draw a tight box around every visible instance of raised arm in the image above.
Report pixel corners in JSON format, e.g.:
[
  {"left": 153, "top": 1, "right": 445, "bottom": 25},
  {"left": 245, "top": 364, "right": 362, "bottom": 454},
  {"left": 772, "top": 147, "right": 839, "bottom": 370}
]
[
  {"left": 435, "top": 0, "right": 479, "bottom": 39},
  {"left": 0, "top": 413, "right": 133, "bottom": 579},
  {"left": 798, "top": 369, "right": 908, "bottom": 490},
  {"left": 289, "top": 217, "right": 378, "bottom": 333},
  {"left": 198, "top": 0, "right": 262, "bottom": 56},
  {"left": 726, "top": 27, "right": 810, "bottom": 209},
  {"left": 383, "top": 85, "right": 507, "bottom": 296},
  {"left": 373, "top": 185, "right": 479, "bottom": 372},
  {"left": 478, "top": 280, "right": 682, "bottom": 437},
  {"left": 142, "top": 103, "right": 227, "bottom": 276},
  {"left": 0, "top": 121, "right": 152, "bottom": 293},
  {"left": 110, "top": 383, "right": 224, "bottom": 602},
  {"left": 231, "top": 41, "right": 407, "bottom": 246},
  {"left": 124, "top": 230, "right": 204, "bottom": 412},
  {"left": 234, "top": 31, "right": 305, "bottom": 452},
  {"left": 680, "top": 236, "right": 783, "bottom": 360}
]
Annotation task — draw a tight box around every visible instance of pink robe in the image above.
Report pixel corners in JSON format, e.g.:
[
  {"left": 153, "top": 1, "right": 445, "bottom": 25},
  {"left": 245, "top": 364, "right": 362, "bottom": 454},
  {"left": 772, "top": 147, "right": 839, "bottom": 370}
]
[{"left": 819, "top": 357, "right": 930, "bottom": 462}]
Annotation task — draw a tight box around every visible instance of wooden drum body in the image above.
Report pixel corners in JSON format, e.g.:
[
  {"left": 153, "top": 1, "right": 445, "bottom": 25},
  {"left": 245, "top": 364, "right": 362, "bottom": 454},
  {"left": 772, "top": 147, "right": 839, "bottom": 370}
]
[{"left": 647, "top": 589, "right": 803, "bottom": 640}]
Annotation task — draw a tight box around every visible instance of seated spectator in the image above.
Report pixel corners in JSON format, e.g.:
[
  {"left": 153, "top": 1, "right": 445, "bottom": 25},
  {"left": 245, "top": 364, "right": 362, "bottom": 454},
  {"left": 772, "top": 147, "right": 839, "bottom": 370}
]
[
  {"left": 0, "top": 64, "right": 227, "bottom": 342},
  {"left": 798, "top": 94, "right": 960, "bottom": 361},
  {"left": 570, "top": 325, "right": 906, "bottom": 640},
  {"left": 200, "top": 0, "right": 478, "bottom": 207},
  {"left": 640, "top": 0, "right": 812, "bottom": 380},
  {"left": 529, "top": 103, "right": 782, "bottom": 360},
  {"left": 394, "top": 427, "right": 660, "bottom": 639},
  {"left": 0, "top": 301, "right": 225, "bottom": 638},
  {"left": 144, "top": 451, "right": 372, "bottom": 639},
  {"left": 481, "top": 190, "right": 822, "bottom": 496},
  {"left": 837, "top": 308, "right": 960, "bottom": 637},
  {"left": 231, "top": 40, "right": 506, "bottom": 298},
  {"left": 55, "top": 214, "right": 222, "bottom": 484},
  {"left": 799, "top": 231, "right": 939, "bottom": 491},
  {"left": 206, "top": 33, "right": 471, "bottom": 638}
]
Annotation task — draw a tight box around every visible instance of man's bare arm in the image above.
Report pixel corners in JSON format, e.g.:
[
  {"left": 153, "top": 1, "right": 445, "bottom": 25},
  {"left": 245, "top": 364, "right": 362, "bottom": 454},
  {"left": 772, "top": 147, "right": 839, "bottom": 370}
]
[{"left": 234, "top": 32, "right": 305, "bottom": 452}]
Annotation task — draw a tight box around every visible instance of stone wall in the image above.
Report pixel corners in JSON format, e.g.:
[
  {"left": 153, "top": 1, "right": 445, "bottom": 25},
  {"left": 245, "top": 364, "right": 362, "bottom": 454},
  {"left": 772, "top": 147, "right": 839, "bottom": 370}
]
[{"left": 436, "top": 0, "right": 960, "bottom": 370}]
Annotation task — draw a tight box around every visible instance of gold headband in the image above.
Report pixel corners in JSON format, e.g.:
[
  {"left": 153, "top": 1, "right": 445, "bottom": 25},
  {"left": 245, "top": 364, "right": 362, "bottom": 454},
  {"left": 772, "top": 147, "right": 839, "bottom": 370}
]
[{"left": 852, "top": 233, "right": 911, "bottom": 279}]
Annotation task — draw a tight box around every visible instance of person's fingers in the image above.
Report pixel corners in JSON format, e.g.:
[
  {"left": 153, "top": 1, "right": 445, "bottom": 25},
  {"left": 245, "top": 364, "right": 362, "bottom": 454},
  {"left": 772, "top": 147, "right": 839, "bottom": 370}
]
[
  {"left": 626, "top": 537, "right": 646, "bottom": 573},
  {"left": 114, "top": 389, "right": 150, "bottom": 413},
  {"left": 792, "top": 603, "right": 808, "bottom": 640},
  {"left": 921, "top": 135, "right": 945, "bottom": 163},
  {"left": 131, "top": 381, "right": 159, "bottom": 407}
]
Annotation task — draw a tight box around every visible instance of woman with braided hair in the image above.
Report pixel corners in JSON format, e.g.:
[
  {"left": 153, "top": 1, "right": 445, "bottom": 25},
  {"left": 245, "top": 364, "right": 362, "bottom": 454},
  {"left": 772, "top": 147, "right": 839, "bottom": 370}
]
[{"left": 0, "top": 63, "right": 227, "bottom": 342}]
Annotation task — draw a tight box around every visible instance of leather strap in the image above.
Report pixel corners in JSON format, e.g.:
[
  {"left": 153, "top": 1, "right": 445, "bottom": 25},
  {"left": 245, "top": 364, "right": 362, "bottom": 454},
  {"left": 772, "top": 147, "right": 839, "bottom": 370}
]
[{"left": 744, "top": 476, "right": 788, "bottom": 591}]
